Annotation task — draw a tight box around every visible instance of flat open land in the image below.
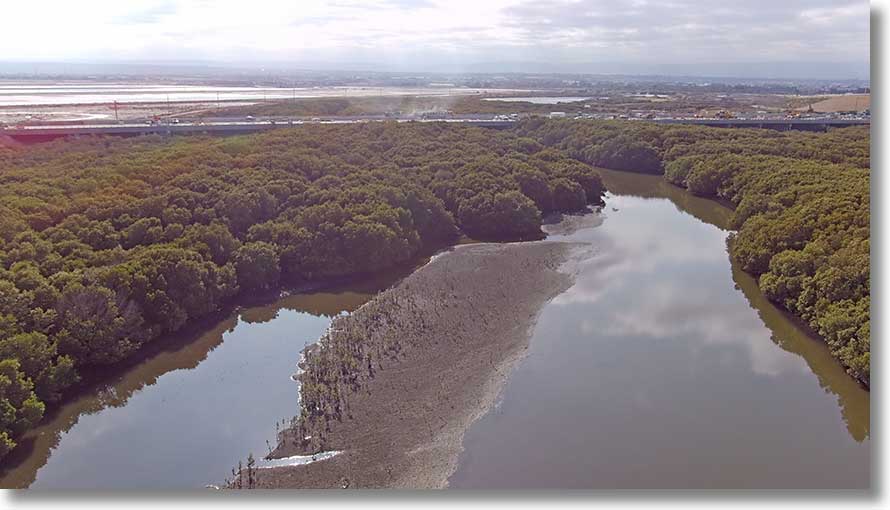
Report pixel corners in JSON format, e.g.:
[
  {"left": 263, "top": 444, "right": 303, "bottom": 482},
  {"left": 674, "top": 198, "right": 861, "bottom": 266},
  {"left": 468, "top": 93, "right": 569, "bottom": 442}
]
[
  {"left": 808, "top": 94, "right": 870, "bottom": 112},
  {"left": 255, "top": 240, "right": 575, "bottom": 489},
  {"left": 0, "top": 81, "right": 529, "bottom": 123}
]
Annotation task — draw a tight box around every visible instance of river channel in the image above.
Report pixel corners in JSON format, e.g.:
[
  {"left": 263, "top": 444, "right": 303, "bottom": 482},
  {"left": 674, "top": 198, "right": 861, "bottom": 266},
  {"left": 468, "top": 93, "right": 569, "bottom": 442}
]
[
  {"left": 448, "top": 168, "right": 870, "bottom": 489},
  {"left": 0, "top": 168, "right": 869, "bottom": 489}
]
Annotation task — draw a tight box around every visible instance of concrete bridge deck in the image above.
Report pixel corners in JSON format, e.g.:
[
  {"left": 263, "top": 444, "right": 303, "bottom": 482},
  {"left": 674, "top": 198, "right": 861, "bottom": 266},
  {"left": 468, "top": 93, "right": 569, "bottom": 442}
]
[
  {"left": 0, "top": 118, "right": 515, "bottom": 141},
  {"left": 1, "top": 116, "right": 869, "bottom": 142},
  {"left": 651, "top": 117, "right": 869, "bottom": 130}
]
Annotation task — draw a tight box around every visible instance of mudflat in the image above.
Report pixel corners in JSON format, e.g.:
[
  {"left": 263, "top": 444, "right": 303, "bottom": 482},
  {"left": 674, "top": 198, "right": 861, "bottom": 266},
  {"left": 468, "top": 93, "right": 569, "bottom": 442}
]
[{"left": 255, "top": 240, "right": 575, "bottom": 488}]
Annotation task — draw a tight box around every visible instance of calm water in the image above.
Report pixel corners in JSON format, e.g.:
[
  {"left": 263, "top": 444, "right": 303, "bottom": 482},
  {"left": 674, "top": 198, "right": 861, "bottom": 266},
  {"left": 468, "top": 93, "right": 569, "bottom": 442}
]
[
  {"left": 449, "top": 169, "right": 870, "bottom": 489},
  {"left": 482, "top": 96, "right": 591, "bottom": 104},
  {"left": 0, "top": 273, "right": 407, "bottom": 489},
  {"left": 0, "top": 82, "right": 510, "bottom": 107},
  {"left": 0, "top": 169, "right": 870, "bottom": 489}
]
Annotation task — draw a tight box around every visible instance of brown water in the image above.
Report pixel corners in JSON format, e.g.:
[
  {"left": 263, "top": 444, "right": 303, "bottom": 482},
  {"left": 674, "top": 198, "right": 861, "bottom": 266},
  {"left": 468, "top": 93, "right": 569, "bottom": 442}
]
[
  {"left": 448, "top": 169, "right": 870, "bottom": 489},
  {"left": 0, "top": 272, "right": 409, "bottom": 489}
]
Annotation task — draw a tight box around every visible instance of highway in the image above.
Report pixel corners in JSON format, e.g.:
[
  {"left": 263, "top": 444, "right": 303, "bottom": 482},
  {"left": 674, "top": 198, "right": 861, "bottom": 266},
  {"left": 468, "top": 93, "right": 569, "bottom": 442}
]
[
  {"left": 0, "top": 117, "right": 516, "bottom": 141},
  {"left": 1, "top": 115, "right": 869, "bottom": 141},
  {"left": 651, "top": 117, "right": 870, "bottom": 129}
]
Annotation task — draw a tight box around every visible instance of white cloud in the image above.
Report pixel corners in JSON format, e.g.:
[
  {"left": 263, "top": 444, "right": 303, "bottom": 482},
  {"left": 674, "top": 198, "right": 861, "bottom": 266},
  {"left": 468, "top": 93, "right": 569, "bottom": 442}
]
[{"left": 0, "top": 0, "right": 870, "bottom": 69}]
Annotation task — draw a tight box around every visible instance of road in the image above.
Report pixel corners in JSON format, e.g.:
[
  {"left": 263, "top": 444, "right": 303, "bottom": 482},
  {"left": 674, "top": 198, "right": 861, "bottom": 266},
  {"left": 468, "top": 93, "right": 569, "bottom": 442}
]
[
  {"left": 1, "top": 115, "right": 869, "bottom": 141},
  {"left": 652, "top": 117, "right": 870, "bottom": 129},
  {"left": 0, "top": 117, "right": 517, "bottom": 141}
]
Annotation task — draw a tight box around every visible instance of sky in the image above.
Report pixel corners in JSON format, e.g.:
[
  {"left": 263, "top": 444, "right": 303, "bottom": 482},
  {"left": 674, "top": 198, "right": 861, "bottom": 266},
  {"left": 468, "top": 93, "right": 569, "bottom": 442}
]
[{"left": 1, "top": 0, "right": 870, "bottom": 76}]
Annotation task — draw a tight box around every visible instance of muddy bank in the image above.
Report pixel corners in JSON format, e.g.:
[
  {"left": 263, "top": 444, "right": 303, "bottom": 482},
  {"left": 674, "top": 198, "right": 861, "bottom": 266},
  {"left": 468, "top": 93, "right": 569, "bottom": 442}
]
[{"left": 254, "top": 240, "right": 574, "bottom": 488}]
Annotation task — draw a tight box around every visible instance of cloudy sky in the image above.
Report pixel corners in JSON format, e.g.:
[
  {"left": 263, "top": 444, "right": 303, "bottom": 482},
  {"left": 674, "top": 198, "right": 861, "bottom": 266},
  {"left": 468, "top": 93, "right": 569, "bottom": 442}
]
[{"left": 2, "top": 0, "right": 870, "bottom": 74}]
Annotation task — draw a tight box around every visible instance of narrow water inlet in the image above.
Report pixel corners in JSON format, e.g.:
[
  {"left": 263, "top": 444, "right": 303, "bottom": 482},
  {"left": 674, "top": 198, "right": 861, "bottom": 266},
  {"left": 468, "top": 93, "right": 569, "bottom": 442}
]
[
  {"left": 0, "top": 275, "right": 408, "bottom": 489},
  {"left": 258, "top": 451, "right": 342, "bottom": 469}
]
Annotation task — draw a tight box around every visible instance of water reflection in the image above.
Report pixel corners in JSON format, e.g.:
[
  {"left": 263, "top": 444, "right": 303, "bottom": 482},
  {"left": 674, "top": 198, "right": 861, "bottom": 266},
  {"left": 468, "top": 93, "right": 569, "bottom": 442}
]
[
  {"left": 730, "top": 264, "right": 870, "bottom": 443},
  {"left": 449, "top": 170, "right": 869, "bottom": 489},
  {"left": 0, "top": 272, "right": 408, "bottom": 489},
  {"left": 594, "top": 168, "right": 734, "bottom": 229},
  {"left": 482, "top": 96, "right": 592, "bottom": 104},
  {"left": 0, "top": 84, "right": 511, "bottom": 107}
]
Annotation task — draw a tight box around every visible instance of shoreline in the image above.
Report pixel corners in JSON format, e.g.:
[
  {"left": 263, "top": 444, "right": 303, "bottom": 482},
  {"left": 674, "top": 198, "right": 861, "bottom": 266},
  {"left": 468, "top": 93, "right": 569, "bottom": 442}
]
[
  {"left": 253, "top": 240, "right": 577, "bottom": 488},
  {"left": 0, "top": 254, "right": 431, "bottom": 483}
]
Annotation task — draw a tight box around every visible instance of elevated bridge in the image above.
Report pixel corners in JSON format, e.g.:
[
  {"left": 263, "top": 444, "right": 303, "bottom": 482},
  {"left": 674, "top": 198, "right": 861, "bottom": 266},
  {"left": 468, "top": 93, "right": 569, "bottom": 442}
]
[
  {"left": 1, "top": 116, "right": 868, "bottom": 143},
  {"left": 0, "top": 118, "right": 515, "bottom": 142},
  {"left": 651, "top": 117, "right": 869, "bottom": 131}
]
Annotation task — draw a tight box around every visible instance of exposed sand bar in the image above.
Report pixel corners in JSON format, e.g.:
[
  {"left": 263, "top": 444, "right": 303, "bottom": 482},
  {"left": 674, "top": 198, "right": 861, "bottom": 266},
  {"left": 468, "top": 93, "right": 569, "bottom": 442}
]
[{"left": 255, "top": 240, "right": 575, "bottom": 488}]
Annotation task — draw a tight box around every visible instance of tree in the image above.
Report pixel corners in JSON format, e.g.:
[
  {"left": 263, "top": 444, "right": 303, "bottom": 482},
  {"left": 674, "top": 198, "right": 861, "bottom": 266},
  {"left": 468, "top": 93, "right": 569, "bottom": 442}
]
[
  {"left": 554, "top": 161, "right": 605, "bottom": 204},
  {"left": 457, "top": 191, "right": 543, "bottom": 240},
  {"left": 0, "top": 358, "right": 45, "bottom": 459},
  {"left": 234, "top": 242, "right": 281, "bottom": 292},
  {"left": 519, "top": 119, "right": 870, "bottom": 385},
  {"left": 513, "top": 168, "right": 554, "bottom": 213},
  {"left": 0, "top": 332, "right": 78, "bottom": 402},
  {"left": 179, "top": 222, "right": 241, "bottom": 265},
  {"left": 216, "top": 191, "right": 279, "bottom": 236},
  {"left": 105, "top": 247, "right": 238, "bottom": 334},
  {"left": 54, "top": 282, "right": 149, "bottom": 366},
  {"left": 551, "top": 178, "right": 587, "bottom": 212},
  {"left": 122, "top": 217, "right": 163, "bottom": 249},
  {"left": 586, "top": 136, "right": 662, "bottom": 174}
]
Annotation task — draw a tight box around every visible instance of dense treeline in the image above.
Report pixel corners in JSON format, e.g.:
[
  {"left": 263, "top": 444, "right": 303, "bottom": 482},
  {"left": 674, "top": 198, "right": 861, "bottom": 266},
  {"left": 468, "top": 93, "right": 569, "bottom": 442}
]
[
  {"left": 0, "top": 123, "right": 604, "bottom": 457},
  {"left": 517, "top": 119, "right": 871, "bottom": 386},
  {"left": 1, "top": 118, "right": 869, "bottom": 458}
]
